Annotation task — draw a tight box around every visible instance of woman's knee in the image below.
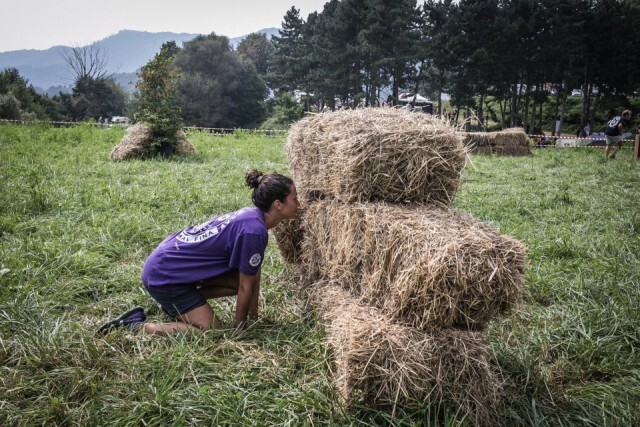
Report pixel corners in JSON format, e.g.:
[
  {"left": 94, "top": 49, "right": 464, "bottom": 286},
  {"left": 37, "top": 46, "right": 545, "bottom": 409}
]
[{"left": 178, "top": 304, "right": 214, "bottom": 330}]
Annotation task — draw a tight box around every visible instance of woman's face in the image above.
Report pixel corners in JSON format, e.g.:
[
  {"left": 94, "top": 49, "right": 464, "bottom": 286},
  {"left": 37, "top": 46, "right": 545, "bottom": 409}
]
[{"left": 279, "top": 184, "right": 300, "bottom": 219}]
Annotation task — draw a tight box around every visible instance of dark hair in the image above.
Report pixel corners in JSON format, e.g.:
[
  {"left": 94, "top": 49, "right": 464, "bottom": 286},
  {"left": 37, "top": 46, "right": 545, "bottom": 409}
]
[{"left": 245, "top": 169, "right": 294, "bottom": 211}]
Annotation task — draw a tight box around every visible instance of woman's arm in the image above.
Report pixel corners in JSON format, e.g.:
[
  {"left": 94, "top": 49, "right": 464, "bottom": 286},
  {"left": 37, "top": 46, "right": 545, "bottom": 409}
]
[
  {"left": 236, "top": 272, "right": 260, "bottom": 329},
  {"left": 249, "top": 268, "right": 261, "bottom": 319}
]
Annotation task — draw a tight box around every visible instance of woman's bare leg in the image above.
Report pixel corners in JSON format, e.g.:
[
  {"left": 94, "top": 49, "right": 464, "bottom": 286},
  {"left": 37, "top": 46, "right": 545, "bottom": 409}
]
[
  {"left": 143, "top": 304, "right": 217, "bottom": 336},
  {"left": 198, "top": 271, "right": 240, "bottom": 299},
  {"left": 143, "top": 272, "right": 240, "bottom": 335}
]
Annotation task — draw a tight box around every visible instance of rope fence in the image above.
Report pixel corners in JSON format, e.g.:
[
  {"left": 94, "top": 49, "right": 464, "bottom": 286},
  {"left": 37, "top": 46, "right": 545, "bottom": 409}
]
[
  {"left": 0, "top": 119, "right": 636, "bottom": 149},
  {"left": 0, "top": 119, "right": 288, "bottom": 137}
]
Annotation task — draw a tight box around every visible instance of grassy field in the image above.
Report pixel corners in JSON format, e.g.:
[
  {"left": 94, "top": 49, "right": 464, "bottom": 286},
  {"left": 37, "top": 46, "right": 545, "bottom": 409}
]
[{"left": 1, "top": 123, "right": 639, "bottom": 426}]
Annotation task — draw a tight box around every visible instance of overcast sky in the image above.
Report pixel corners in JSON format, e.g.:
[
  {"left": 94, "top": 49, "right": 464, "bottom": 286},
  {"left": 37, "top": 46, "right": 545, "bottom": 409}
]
[{"left": 0, "top": 0, "right": 328, "bottom": 52}]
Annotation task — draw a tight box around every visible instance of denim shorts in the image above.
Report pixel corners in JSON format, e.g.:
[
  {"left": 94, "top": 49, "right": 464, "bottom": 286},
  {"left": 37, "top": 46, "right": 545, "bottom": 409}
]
[{"left": 144, "top": 283, "right": 207, "bottom": 318}]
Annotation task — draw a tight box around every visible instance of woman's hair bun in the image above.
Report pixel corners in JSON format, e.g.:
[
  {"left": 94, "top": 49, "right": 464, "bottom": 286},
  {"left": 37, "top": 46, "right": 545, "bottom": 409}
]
[{"left": 245, "top": 169, "right": 264, "bottom": 189}]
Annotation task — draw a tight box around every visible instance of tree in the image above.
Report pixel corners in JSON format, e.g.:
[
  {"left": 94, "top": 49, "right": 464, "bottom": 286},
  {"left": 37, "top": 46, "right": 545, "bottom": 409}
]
[
  {"left": 229, "top": 60, "right": 268, "bottom": 127},
  {"left": 134, "top": 41, "right": 183, "bottom": 154},
  {"left": 174, "top": 33, "right": 267, "bottom": 128},
  {"left": 268, "top": 7, "right": 310, "bottom": 92},
  {"left": 419, "top": 0, "right": 459, "bottom": 114},
  {"left": 261, "top": 92, "right": 304, "bottom": 129},
  {"left": 236, "top": 33, "right": 275, "bottom": 75},
  {"left": 60, "top": 44, "right": 109, "bottom": 82},
  {"left": 358, "top": 0, "right": 420, "bottom": 106},
  {"left": 305, "top": 2, "right": 351, "bottom": 109},
  {"left": 70, "top": 76, "right": 127, "bottom": 120},
  {"left": 0, "top": 68, "right": 59, "bottom": 120}
]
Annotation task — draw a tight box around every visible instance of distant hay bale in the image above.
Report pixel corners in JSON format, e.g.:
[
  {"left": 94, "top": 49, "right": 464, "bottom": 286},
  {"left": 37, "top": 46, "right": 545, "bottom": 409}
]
[
  {"left": 462, "top": 128, "right": 531, "bottom": 156},
  {"left": 310, "top": 281, "right": 499, "bottom": 424},
  {"left": 272, "top": 205, "right": 306, "bottom": 264},
  {"left": 176, "top": 130, "right": 196, "bottom": 155},
  {"left": 286, "top": 108, "right": 467, "bottom": 205},
  {"left": 302, "top": 199, "right": 527, "bottom": 330},
  {"left": 110, "top": 123, "right": 196, "bottom": 161},
  {"left": 110, "top": 123, "right": 154, "bottom": 160}
]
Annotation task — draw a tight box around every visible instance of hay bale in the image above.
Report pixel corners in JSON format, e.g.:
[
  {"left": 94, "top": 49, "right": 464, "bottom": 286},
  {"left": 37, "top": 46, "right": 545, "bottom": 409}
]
[
  {"left": 462, "top": 128, "right": 531, "bottom": 156},
  {"left": 493, "top": 128, "right": 530, "bottom": 148},
  {"left": 272, "top": 206, "right": 306, "bottom": 264},
  {"left": 286, "top": 108, "right": 466, "bottom": 205},
  {"left": 110, "top": 123, "right": 196, "bottom": 161},
  {"left": 176, "top": 130, "right": 196, "bottom": 155},
  {"left": 302, "top": 199, "right": 527, "bottom": 330},
  {"left": 461, "top": 132, "right": 496, "bottom": 148},
  {"left": 310, "top": 281, "right": 499, "bottom": 424},
  {"left": 110, "top": 123, "right": 155, "bottom": 160}
]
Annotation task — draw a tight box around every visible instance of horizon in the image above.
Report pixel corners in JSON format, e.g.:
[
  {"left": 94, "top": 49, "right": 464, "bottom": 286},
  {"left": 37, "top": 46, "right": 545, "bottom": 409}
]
[
  {"left": 0, "top": 27, "right": 278, "bottom": 54},
  {"left": 0, "top": 0, "right": 328, "bottom": 53}
]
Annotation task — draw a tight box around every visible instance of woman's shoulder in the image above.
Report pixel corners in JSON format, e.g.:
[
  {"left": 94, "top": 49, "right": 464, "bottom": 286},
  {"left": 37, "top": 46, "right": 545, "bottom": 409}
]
[{"left": 234, "top": 207, "right": 267, "bottom": 232}]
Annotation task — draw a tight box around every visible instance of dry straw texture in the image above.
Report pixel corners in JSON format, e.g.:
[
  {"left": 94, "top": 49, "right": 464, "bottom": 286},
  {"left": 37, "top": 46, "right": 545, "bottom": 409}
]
[
  {"left": 286, "top": 108, "right": 467, "bottom": 205},
  {"left": 272, "top": 205, "right": 306, "bottom": 264},
  {"left": 301, "top": 199, "right": 527, "bottom": 330},
  {"left": 310, "top": 281, "right": 499, "bottom": 424},
  {"left": 110, "top": 123, "right": 196, "bottom": 161},
  {"left": 462, "top": 128, "right": 531, "bottom": 156}
]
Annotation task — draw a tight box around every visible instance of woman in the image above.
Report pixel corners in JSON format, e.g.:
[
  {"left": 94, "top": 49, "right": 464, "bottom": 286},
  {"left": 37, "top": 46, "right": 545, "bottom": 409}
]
[{"left": 97, "top": 169, "right": 299, "bottom": 336}]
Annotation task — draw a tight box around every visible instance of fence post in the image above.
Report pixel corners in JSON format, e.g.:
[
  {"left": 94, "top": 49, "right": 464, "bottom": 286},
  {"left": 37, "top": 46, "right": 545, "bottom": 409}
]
[{"left": 634, "top": 133, "right": 639, "bottom": 161}]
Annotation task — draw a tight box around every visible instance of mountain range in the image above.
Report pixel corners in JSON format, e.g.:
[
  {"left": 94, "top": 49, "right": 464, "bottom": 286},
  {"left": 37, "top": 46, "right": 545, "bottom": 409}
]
[{"left": 0, "top": 28, "right": 280, "bottom": 95}]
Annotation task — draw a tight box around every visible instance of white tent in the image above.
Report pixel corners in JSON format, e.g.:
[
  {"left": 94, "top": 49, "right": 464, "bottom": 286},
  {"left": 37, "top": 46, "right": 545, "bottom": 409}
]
[{"left": 397, "top": 93, "right": 431, "bottom": 105}]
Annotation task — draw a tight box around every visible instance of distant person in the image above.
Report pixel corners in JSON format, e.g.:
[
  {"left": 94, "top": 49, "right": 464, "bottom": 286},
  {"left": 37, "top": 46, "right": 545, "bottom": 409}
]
[
  {"left": 604, "top": 110, "right": 633, "bottom": 159},
  {"left": 554, "top": 116, "right": 561, "bottom": 135},
  {"left": 97, "top": 170, "right": 300, "bottom": 336},
  {"left": 584, "top": 120, "right": 591, "bottom": 137}
]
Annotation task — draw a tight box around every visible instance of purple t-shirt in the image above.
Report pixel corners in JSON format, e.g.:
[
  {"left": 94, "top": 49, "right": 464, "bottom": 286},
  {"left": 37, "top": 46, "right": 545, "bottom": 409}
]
[{"left": 142, "top": 207, "right": 268, "bottom": 288}]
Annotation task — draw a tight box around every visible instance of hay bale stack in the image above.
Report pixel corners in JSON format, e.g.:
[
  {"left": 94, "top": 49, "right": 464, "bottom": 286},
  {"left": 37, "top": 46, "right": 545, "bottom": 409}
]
[
  {"left": 272, "top": 205, "right": 306, "bottom": 264},
  {"left": 301, "top": 199, "right": 527, "bottom": 330},
  {"left": 274, "top": 107, "right": 528, "bottom": 419},
  {"left": 310, "top": 281, "right": 499, "bottom": 424},
  {"left": 110, "top": 123, "right": 196, "bottom": 161},
  {"left": 462, "top": 128, "right": 531, "bottom": 156},
  {"left": 286, "top": 108, "right": 466, "bottom": 205}
]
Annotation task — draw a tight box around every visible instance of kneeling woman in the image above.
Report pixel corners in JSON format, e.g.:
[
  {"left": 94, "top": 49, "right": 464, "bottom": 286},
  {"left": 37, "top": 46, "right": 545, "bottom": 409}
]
[{"left": 98, "top": 170, "right": 299, "bottom": 335}]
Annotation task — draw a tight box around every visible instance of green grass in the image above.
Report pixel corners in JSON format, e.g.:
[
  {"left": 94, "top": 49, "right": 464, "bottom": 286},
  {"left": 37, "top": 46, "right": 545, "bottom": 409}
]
[{"left": 1, "top": 123, "right": 639, "bottom": 425}]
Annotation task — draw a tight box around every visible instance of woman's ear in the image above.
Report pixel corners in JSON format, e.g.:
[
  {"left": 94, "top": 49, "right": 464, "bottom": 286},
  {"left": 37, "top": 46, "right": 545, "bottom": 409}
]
[{"left": 272, "top": 199, "right": 283, "bottom": 210}]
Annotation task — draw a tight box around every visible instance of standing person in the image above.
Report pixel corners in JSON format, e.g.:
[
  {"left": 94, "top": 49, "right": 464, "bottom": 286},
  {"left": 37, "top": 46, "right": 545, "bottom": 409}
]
[
  {"left": 97, "top": 170, "right": 300, "bottom": 336},
  {"left": 583, "top": 120, "right": 591, "bottom": 137},
  {"left": 604, "top": 110, "right": 633, "bottom": 159}
]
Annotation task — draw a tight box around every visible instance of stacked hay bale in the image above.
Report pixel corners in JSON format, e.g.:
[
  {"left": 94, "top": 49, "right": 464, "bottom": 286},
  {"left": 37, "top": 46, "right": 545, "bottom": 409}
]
[
  {"left": 462, "top": 127, "right": 531, "bottom": 156},
  {"left": 310, "top": 281, "right": 499, "bottom": 421},
  {"left": 274, "top": 108, "right": 527, "bottom": 424},
  {"left": 110, "top": 123, "right": 196, "bottom": 161}
]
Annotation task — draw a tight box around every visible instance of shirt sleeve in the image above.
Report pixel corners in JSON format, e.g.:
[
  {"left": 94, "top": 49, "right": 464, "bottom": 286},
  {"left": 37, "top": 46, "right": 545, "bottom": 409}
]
[{"left": 229, "top": 232, "right": 268, "bottom": 275}]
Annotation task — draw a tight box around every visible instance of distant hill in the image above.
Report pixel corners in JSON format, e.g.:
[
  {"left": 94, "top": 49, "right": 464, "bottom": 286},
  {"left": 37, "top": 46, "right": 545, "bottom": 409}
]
[{"left": 0, "top": 28, "right": 280, "bottom": 94}]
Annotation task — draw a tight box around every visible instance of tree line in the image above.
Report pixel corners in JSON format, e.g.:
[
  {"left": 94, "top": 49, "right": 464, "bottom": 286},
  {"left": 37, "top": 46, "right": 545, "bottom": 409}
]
[
  {"left": 268, "top": 0, "right": 640, "bottom": 134},
  {"left": 2, "top": 0, "right": 639, "bottom": 135}
]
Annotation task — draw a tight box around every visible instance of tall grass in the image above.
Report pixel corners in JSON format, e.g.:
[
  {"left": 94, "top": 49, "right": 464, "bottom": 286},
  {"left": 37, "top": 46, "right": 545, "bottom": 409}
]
[{"left": 1, "top": 123, "right": 639, "bottom": 425}]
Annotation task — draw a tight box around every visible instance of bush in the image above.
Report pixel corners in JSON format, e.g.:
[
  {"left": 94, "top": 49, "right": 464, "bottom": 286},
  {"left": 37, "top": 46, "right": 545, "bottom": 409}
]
[
  {"left": 0, "top": 93, "right": 21, "bottom": 120},
  {"left": 260, "top": 92, "right": 304, "bottom": 130}
]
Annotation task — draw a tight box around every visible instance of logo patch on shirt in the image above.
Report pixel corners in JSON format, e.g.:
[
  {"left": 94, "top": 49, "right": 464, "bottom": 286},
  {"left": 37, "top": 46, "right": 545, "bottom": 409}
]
[
  {"left": 249, "top": 253, "right": 262, "bottom": 267},
  {"left": 176, "top": 212, "right": 238, "bottom": 244}
]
